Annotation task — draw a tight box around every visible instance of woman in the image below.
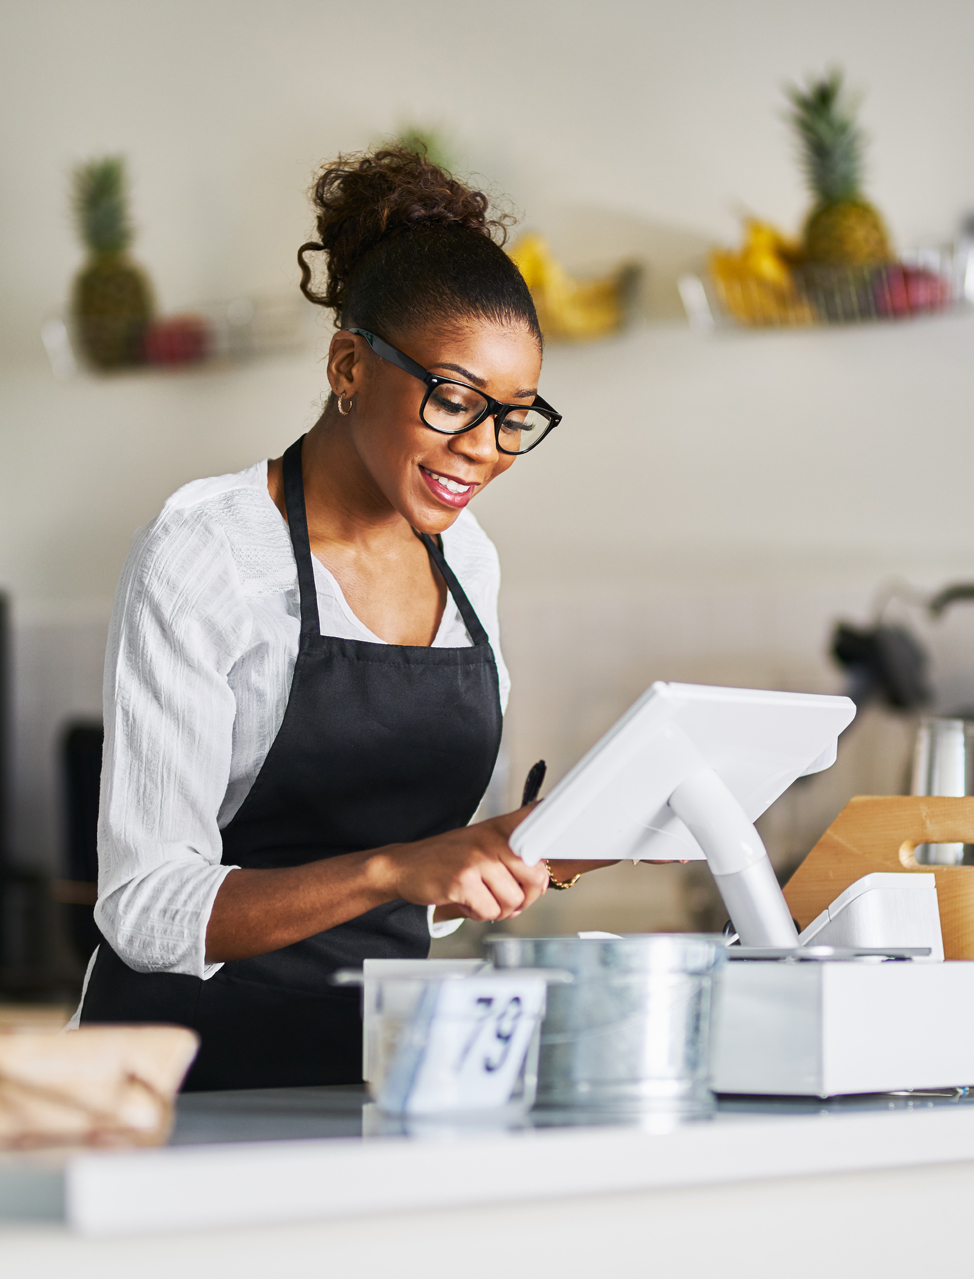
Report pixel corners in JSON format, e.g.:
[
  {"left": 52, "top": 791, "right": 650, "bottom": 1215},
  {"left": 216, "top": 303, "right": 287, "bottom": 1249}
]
[{"left": 78, "top": 147, "right": 601, "bottom": 1090}]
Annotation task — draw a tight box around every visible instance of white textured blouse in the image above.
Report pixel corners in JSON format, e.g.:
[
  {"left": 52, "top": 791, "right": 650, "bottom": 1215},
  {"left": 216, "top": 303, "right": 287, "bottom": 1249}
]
[{"left": 91, "top": 459, "right": 509, "bottom": 983}]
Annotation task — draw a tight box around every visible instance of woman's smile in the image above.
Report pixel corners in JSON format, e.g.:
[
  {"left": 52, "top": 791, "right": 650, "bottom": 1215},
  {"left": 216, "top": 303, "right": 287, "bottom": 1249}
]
[{"left": 418, "top": 464, "right": 480, "bottom": 508}]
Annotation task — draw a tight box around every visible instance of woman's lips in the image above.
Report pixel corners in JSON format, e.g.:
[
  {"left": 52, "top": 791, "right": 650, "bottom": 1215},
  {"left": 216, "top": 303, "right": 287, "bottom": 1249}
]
[{"left": 419, "top": 465, "right": 478, "bottom": 508}]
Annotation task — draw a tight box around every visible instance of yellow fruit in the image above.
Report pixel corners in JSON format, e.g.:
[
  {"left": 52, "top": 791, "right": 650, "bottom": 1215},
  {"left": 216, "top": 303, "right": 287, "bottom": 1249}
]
[
  {"left": 708, "top": 221, "right": 814, "bottom": 326},
  {"left": 739, "top": 221, "right": 801, "bottom": 286},
  {"left": 509, "top": 234, "right": 635, "bottom": 341}
]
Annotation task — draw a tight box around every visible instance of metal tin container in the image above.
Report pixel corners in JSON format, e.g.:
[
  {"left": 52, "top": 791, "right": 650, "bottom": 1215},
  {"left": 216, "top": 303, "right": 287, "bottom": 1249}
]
[
  {"left": 911, "top": 716, "right": 974, "bottom": 864},
  {"left": 486, "top": 934, "right": 726, "bottom": 1114}
]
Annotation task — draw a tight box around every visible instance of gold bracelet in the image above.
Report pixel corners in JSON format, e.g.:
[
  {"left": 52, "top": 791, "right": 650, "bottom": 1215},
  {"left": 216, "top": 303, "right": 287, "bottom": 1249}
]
[{"left": 544, "top": 860, "right": 581, "bottom": 891}]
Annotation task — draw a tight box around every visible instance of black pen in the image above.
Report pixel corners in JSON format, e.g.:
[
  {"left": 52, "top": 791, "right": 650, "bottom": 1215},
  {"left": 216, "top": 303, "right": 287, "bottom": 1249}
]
[{"left": 521, "top": 759, "right": 547, "bottom": 806}]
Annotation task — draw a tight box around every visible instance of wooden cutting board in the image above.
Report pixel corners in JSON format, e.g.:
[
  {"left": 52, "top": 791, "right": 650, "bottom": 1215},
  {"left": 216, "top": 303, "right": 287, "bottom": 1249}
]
[{"left": 783, "top": 796, "right": 974, "bottom": 959}]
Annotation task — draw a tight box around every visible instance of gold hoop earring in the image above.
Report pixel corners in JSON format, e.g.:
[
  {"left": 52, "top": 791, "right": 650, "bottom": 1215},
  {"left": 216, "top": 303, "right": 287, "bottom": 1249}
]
[{"left": 336, "top": 390, "right": 352, "bottom": 416}]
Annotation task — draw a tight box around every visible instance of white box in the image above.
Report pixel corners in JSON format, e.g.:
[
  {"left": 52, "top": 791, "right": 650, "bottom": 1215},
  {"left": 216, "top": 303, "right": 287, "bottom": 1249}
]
[{"left": 712, "top": 959, "right": 974, "bottom": 1096}]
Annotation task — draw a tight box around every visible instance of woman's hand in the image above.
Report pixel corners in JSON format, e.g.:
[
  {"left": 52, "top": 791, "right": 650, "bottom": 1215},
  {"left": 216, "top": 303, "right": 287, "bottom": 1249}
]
[
  {"left": 206, "top": 805, "right": 546, "bottom": 962},
  {"left": 373, "top": 806, "right": 548, "bottom": 923}
]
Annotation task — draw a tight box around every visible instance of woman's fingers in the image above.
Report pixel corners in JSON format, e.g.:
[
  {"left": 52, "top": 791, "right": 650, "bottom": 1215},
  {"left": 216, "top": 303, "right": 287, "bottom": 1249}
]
[
  {"left": 476, "top": 819, "right": 547, "bottom": 910},
  {"left": 497, "top": 850, "right": 547, "bottom": 908},
  {"left": 391, "top": 805, "right": 551, "bottom": 921},
  {"left": 475, "top": 859, "right": 529, "bottom": 919},
  {"left": 449, "top": 863, "right": 518, "bottom": 921},
  {"left": 446, "top": 838, "right": 534, "bottom": 921}
]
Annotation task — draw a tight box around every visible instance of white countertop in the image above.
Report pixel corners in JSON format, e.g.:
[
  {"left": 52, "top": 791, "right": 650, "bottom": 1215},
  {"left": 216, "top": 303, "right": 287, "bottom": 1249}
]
[{"left": 4, "top": 1086, "right": 974, "bottom": 1238}]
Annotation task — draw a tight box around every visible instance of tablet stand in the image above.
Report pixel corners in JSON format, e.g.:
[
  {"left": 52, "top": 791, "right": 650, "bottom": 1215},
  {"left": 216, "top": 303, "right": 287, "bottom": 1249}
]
[{"left": 669, "top": 769, "right": 799, "bottom": 947}]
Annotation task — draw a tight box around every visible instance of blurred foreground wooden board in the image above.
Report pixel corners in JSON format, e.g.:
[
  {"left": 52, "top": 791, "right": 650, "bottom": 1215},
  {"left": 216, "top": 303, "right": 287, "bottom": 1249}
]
[
  {"left": 783, "top": 796, "right": 974, "bottom": 960},
  {"left": 0, "top": 1025, "right": 198, "bottom": 1148}
]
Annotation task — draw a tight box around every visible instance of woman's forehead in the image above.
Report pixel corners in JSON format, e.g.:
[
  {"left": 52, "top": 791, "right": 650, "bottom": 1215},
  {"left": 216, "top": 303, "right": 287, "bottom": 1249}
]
[{"left": 405, "top": 321, "right": 542, "bottom": 387}]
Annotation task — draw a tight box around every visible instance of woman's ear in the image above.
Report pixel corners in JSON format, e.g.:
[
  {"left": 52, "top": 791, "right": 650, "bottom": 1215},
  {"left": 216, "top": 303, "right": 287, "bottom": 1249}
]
[{"left": 326, "top": 331, "right": 366, "bottom": 397}]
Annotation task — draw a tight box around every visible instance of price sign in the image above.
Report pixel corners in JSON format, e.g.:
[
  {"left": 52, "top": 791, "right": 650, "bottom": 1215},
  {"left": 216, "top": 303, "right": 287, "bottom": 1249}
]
[{"left": 377, "top": 974, "right": 547, "bottom": 1116}]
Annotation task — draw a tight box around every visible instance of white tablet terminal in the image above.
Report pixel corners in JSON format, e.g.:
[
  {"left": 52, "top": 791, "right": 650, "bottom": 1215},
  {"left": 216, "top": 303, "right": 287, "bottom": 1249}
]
[{"left": 510, "top": 682, "right": 856, "bottom": 948}]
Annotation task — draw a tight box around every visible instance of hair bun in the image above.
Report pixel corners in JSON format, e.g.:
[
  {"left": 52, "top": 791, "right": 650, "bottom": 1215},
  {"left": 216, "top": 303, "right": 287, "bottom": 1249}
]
[{"left": 299, "top": 146, "right": 513, "bottom": 317}]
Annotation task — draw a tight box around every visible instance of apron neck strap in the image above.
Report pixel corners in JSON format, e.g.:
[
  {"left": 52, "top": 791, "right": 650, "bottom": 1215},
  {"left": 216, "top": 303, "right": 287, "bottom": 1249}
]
[
  {"left": 281, "top": 436, "right": 321, "bottom": 638},
  {"left": 282, "top": 435, "right": 491, "bottom": 649},
  {"left": 418, "top": 533, "right": 490, "bottom": 648}
]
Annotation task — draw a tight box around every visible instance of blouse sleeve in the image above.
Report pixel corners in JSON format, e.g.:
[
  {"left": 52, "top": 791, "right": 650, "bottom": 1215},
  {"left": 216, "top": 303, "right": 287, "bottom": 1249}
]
[{"left": 94, "top": 507, "right": 253, "bottom": 980}]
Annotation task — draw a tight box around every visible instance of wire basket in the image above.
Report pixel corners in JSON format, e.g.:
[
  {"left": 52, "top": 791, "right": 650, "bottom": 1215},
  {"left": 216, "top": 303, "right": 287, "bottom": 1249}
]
[
  {"left": 41, "top": 292, "right": 313, "bottom": 380},
  {"left": 680, "top": 244, "right": 971, "bottom": 333}
]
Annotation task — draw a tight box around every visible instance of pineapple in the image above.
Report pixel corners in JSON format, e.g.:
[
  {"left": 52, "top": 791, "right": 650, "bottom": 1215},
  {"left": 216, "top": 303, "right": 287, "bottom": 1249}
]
[
  {"left": 786, "top": 71, "right": 892, "bottom": 267},
  {"left": 394, "top": 126, "right": 455, "bottom": 174},
  {"left": 71, "top": 157, "right": 153, "bottom": 369}
]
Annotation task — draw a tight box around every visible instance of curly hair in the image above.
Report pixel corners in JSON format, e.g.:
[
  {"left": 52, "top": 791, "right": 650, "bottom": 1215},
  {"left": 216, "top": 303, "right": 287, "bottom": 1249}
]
[{"left": 297, "top": 146, "right": 540, "bottom": 343}]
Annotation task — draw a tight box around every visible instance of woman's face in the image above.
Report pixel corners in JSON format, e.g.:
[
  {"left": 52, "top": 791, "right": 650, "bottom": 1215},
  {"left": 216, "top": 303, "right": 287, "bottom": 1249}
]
[{"left": 330, "top": 320, "right": 543, "bottom": 535}]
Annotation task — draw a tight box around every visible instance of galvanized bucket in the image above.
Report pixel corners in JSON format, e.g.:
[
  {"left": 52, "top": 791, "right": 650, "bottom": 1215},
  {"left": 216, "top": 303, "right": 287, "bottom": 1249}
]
[{"left": 486, "top": 935, "right": 726, "bottom": 1114}]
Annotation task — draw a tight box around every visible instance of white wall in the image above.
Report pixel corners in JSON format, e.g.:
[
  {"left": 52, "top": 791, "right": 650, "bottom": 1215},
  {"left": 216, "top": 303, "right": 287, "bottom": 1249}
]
[{"left": 3, "top": 0, "right": 974, "bottom": 901}]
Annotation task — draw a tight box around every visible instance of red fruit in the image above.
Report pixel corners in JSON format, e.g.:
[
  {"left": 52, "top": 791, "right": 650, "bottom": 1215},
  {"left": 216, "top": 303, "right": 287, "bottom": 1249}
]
[
  {"left": 142, "top": 314, "right": 210, "bottom": 365},
  {"left": 874, "top": 265, "right": 952, "bottom": 318},
  {"left": 905, "top": 266, "right": 951, "bottom": 312}
]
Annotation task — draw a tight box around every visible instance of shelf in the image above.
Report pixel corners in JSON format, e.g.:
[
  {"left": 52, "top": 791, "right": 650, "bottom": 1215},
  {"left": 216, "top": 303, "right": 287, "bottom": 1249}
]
[{"left": 41, "top": 293, "right": 316, "bottom": 381}]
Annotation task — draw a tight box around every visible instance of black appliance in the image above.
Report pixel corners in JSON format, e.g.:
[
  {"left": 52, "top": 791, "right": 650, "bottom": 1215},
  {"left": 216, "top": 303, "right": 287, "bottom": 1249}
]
[{"left": 60, "top": 721, "right": 103, "bottom": 963}]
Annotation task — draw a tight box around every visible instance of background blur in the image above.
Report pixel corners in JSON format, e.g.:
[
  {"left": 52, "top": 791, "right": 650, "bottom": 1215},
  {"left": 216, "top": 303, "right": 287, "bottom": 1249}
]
[{"left": 3, "top": 0, "right": 974, "bottom": 979}]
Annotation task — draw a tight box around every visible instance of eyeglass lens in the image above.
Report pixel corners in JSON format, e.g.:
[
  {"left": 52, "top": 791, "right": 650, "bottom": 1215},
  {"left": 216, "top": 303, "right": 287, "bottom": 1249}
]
[{"left": 424, "top": 383, "right": 551, "bottom": 455}]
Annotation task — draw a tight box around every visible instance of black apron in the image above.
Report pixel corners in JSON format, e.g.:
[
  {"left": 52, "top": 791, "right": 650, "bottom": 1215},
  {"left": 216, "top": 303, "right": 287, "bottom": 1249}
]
[{"left": 82, "top": 436, "right": 503, "bottom": 1090}]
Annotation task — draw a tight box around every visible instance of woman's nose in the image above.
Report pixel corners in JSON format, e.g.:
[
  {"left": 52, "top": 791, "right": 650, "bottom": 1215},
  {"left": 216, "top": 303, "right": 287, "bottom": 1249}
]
[{"left": 451, "top": 417, "right": 499, "bottom": 465}]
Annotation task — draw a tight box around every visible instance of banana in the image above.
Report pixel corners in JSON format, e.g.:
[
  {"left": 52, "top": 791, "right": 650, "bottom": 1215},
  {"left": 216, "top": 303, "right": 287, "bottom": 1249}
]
[
  {"left": 509, "top": 234, "right": 638, "bottom": 341},
  {"left": 709, "top": 220, "right": 814, "bottom": 326}
]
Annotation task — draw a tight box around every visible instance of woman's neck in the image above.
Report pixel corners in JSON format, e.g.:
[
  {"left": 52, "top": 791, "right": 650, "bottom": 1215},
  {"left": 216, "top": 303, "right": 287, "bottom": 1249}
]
[
  {"left": 267, "top": 413, "right": 414, "bottom": 557},
  {"left": 267, "top": 412, "right": 448, "bottom": 646}
]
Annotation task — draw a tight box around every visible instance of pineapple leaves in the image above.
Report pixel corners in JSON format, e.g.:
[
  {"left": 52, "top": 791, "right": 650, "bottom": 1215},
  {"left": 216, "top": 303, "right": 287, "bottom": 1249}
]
[
  {"left": 785, "top": 69, "right": 866, "bottom": 207},
  {"left": 72, "top": 156, "right": 133, "bottom": 256}
]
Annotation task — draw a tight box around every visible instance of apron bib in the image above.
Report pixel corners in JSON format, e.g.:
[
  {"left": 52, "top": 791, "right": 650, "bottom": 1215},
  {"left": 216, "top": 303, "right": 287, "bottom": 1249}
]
[{"left": 82, "top": 436, "right": 502, "bottom": 1090}]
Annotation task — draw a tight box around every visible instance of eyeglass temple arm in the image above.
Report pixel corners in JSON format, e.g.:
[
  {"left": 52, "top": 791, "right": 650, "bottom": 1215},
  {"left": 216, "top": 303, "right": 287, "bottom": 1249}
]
[
  {"left": 346, "top": 328, "right": 430, "bottom": 384},
  {"left": 530, "top": 393, "right": 561, "bottom": 426}
]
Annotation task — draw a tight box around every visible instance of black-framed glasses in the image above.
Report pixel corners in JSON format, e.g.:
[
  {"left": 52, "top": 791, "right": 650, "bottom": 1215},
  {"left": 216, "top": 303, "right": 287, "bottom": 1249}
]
[{"left": 346, "top": 328, "right": 561, "bottom": 456}]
